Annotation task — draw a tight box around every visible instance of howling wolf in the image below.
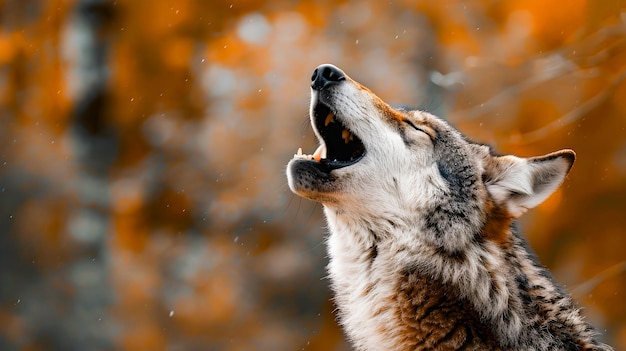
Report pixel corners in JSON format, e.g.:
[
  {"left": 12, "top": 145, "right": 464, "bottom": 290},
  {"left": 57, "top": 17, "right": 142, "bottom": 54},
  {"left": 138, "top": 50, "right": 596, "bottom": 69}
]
[{"left": 286, "top": 64, "right": 612, "bottom": 350}]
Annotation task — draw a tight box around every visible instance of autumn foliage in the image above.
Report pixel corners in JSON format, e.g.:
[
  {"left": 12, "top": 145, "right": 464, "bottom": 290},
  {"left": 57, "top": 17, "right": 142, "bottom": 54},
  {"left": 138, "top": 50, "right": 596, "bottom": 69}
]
[{"left": 1, "top": 1, "right": 625, "bottom": 350}]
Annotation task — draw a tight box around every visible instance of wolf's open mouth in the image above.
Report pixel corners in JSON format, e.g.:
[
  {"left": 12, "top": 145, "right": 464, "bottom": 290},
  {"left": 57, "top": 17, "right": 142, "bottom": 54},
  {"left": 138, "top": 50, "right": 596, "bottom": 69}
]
[{"left": 294, "top": 102, "right": 366, "bottom": 169}]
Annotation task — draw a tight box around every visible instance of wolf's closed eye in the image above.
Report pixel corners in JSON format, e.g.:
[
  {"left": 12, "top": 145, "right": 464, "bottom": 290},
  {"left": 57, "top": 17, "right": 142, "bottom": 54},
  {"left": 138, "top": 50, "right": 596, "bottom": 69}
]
[{"left": 404, "top": 120, "right": 432, "bottom": 140}]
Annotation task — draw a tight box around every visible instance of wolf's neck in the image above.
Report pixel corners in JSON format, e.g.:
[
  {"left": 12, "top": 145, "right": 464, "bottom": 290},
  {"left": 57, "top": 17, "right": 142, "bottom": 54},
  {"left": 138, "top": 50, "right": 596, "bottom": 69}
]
[
  {"left": 323, "top": 206, "right": 604, "bottom": 349},
  {"left": 323, "top": 207, "right": 418, "bottom": 349}
]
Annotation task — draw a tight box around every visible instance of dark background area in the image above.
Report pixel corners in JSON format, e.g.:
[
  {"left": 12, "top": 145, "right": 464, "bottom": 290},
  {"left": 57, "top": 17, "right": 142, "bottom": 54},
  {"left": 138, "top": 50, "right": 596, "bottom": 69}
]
[{"left": 1, "top": 1, "right": 625, "bottom": 350}]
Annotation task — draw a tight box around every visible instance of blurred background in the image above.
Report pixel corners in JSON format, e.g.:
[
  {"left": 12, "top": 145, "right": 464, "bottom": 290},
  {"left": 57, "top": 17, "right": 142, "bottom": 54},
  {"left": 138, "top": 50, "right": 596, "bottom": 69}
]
[{"left": 1, "top": 0, "right": 625, "bottom": 350}]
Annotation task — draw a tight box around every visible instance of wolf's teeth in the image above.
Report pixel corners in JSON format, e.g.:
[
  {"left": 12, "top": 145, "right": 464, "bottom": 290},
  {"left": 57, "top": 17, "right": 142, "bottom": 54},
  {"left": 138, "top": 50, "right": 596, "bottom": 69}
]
[
  {"left": 312, "top": 144, "right": 327, "bottom": 162},
  {"left": 324, "top": 112, "right": 335, "bottom": 127},
  {"left": 342, "top": 129, "right": 351, "bottom": 144},
  {"left": 296, "top": 147, "right": 303, "bottom": 156}
]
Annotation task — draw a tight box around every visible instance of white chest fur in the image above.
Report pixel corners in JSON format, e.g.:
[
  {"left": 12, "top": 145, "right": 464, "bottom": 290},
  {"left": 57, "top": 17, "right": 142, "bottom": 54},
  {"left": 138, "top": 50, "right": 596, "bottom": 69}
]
[{"left": 325, "top": 209, "right": 410, "bottom": 351}]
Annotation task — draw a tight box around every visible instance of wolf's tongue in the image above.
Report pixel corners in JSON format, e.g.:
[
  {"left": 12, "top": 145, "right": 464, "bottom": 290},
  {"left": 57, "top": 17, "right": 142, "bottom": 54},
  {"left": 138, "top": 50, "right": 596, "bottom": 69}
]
[{"left": 312, "top": 144, "right": 327, "bottom": 162}]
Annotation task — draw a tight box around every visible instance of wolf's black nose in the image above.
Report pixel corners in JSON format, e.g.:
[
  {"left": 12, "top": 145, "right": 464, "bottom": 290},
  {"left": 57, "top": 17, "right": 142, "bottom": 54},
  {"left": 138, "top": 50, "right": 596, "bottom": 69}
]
[{"left": 311, "top": 64, "right": 345, "bottom": 90}]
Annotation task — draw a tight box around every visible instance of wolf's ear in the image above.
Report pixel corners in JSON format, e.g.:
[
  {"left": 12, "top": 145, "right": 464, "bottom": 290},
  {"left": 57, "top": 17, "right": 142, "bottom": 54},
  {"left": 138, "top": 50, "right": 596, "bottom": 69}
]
[{"left": 484, "top": 149, "right": 575, "bottom": 218}]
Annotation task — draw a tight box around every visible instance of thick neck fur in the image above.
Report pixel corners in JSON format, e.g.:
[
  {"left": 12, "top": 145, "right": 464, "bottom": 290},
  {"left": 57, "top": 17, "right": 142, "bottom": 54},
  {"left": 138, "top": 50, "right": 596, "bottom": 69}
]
[{"left": 324, "top": 204, "right": 610, "bottom": 351}]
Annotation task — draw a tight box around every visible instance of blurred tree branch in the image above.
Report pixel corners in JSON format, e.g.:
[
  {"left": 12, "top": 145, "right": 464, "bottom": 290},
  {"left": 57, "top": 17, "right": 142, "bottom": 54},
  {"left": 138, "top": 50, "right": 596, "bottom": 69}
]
[
  {"left": 513, "top": 68, "right": 626, "bottom": 144},
  {"left": 457, "top": 20, "right": 626, "bottom": 123},
  {"left": 572, "top": 261, "right": 626, "bottom": 297},
  {"left": 460, "top": 56, "right": 579, "bottom": 121}
]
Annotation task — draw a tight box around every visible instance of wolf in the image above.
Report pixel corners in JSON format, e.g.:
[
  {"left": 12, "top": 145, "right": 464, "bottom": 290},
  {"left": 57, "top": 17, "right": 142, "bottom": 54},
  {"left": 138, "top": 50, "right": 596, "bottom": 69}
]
[{"left": 286, "top": 64, "right": 613, "bottom": 350}]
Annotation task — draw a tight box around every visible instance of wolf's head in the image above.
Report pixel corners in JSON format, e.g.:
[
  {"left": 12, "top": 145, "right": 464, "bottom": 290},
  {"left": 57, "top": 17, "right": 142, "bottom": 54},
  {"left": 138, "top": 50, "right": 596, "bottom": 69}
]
[{"left": 287, "top": 64, "right": 574, "bottom": 248}]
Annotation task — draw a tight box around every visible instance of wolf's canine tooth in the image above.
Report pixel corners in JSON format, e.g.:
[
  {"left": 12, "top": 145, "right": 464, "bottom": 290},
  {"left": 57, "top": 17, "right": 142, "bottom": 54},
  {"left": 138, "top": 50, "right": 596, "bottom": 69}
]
[
  {"left": 312, "top": 144, "right": 326, "bottom": 162},
  {"left": 342, "top": 129, "right": 350, "bottom": 143},
  {"left": 325, "top": 112, "right": 335, "bottom": 127}
]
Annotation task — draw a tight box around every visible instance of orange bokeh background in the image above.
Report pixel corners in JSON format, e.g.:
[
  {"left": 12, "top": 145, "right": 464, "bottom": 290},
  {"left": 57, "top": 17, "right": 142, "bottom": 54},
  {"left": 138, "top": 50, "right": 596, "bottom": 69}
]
[{"left": 1, "top": 1, "right": 625, "bottom": 350}]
